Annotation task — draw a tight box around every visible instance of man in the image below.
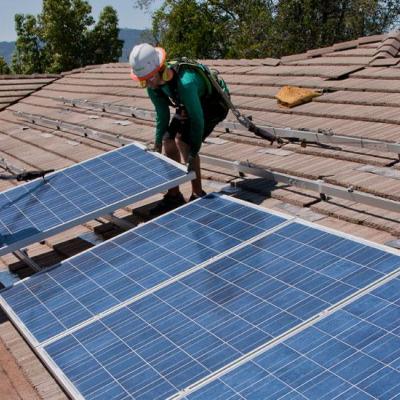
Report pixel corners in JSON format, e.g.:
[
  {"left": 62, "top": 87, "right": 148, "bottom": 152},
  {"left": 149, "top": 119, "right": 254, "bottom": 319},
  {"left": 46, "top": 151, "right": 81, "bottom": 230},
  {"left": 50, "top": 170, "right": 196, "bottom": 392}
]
[{"left": 129, "top": 43, "right": 229, "bottom": 213}]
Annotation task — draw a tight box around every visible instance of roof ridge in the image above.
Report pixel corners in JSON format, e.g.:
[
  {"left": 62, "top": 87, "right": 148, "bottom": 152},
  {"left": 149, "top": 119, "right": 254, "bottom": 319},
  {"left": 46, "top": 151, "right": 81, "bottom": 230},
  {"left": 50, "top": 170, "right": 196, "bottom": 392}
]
[
  {"left": 372, "top": 29, "right": 400, "bottom": 60},
  {"left": 281, "top": 34, "right": 386, "bottom": 65},
  {"left": 0, "top": 74, "right": 60, "bottom": 80}
]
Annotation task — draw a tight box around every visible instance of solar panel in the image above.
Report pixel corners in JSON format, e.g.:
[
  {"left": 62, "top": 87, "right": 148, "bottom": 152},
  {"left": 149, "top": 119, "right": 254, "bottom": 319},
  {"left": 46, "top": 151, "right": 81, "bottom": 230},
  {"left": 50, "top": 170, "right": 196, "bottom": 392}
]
[
  {"left": 0, "top": 144, "right": 195, "bottom": 256},
  {"left": 183, "top": 275, "right": 400, "bottom": 400},
  {"left": 0, "top": 194, "right": 287, "bottom": 344},
  {"left": 33, "top": 220, "right": 400, "bottom": 400}
]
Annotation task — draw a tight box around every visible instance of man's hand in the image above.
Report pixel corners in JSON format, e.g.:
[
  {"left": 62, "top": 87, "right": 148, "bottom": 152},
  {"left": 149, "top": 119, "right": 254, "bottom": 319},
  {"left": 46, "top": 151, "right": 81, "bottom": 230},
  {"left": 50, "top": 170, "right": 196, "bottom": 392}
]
[{"left": 147, "top": 142, "right": 162, "bottom": 153}]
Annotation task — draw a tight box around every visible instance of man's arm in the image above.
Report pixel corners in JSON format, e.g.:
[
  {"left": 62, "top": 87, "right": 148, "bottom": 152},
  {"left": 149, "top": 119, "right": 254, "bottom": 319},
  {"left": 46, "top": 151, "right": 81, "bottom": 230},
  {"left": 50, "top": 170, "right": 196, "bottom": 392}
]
[
  {"left": 179, "top": 78, "right": 205, "bottom": 156},
  {"left": 147, "top": 88, "right": 170, "bottom": 150}
]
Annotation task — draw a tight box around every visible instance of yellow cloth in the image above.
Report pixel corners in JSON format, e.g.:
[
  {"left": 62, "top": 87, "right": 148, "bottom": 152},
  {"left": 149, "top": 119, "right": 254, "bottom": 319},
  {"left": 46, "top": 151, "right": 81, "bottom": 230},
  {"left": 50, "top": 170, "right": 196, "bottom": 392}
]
[{"left": 275, "top": 86, "right": 321, "bottom": 108}]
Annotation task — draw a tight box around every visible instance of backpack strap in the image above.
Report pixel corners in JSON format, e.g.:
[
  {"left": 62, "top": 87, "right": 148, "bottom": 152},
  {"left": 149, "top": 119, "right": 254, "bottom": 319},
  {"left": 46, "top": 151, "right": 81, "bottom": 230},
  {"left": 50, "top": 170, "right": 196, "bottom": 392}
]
[
  {"left": 157, "top": 58, "right": 277, "bottom": 144},
  {"left": 156, "top": 58, "right": 230, "bottom": 111},
  {"left": 169, "top": 59, "right": 213, "bottom": 96}
]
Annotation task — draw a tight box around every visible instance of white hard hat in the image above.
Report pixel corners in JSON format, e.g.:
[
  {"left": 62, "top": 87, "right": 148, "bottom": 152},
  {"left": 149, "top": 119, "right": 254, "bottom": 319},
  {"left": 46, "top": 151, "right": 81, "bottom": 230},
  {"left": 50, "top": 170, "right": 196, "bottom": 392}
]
[{"left": 129, "top": 43, "right": 166, "bottom": 81}]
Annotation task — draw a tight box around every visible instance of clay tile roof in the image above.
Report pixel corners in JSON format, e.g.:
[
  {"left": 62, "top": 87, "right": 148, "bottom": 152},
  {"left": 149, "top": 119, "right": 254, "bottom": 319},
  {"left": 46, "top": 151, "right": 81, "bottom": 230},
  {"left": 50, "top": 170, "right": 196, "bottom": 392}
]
[
  {"left": 372, "top": 29, "right": 400, "bottom": 59},
  {"left": 1, "top": 32, "right": 400, "bottom": 397},
  {"left": 358, "top": 33, "right": 386, "bottom": 44},
  {"left": 0, "top": 74, "right": 59, "bottom": 110},
  {"left": 332, "top": 39, "right": 359, "bottom": 51},
  {"left": 0, "top": 33, "right": 399, "bottom": 256},
  {"left": 306, "top": 46, "right": 335, "bottom": 57}
]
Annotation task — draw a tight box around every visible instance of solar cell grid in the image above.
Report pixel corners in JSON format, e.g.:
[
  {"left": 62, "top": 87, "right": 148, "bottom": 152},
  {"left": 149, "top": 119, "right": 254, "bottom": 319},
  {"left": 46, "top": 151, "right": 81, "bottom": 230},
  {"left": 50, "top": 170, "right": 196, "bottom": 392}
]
[
  {"left": 0, "top": 195, "right": 287, "bottom": 344},
  {"left": 0, "top": 144, "right": 193, "bottom": 255},
  {"left": 184, "top": 275, "right": 400, "bottom": 400},
  {"left": 39, "top": 220, "right": 400, "bottom": 400}
]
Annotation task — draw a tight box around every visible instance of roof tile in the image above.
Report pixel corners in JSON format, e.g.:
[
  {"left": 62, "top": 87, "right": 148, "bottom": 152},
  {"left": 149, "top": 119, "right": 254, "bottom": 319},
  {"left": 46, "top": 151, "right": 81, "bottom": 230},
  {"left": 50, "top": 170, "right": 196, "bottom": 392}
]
[
  {"left": 358, "top": 34, "right": 386, "bottom": 44},
  {"left": 6, "top": 34, "right": 400, "bottom": 398},
  {"left": 332, "top": 39, "right": 359, "bottom": 51}
]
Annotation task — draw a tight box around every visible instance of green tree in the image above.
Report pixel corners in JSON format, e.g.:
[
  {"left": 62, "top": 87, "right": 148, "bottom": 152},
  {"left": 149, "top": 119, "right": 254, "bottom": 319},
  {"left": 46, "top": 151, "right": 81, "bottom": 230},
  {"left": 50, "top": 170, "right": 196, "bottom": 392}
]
[
  {"left": 152, "top": 0, "right": 229, "bottom": 58},
  {"left": 209, "top": 1, "right": 274, "bottom": 58},
  {"left": 12, "top": 14, "right": 44, "bottom": 74},
  {"left": 12, "top": 0, "right": 123, "bottom": 74},
  {"left": 136, "top": 0, "right": 400, "bottom": 59},
  {"left": 273, "top": 0, "right": 400, "bottom": 56},
  {"left": 87, "top": 6, "right": 123, "bottom": 65},
  {"left": 151, "top": 0, "right": 273, "bottom": 59},
  {"left": 0, "top": 57, "right": 11, "bottom": 74},
  {"left": 40, "top": 0, "right": 94, "bottom": 73}
]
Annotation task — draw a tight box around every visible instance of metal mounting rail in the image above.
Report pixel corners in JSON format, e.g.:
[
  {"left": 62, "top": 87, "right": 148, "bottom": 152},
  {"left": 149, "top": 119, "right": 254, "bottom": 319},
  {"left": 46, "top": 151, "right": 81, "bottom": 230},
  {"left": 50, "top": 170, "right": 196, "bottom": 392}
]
[
  {"left": 201, "top": 155, "right": 400, "bottom": 214},
  {"left": 0, "top": 157, "right": 23, "bottom": 175},
  {"left": 14, "top": 110, "right": 400, "bottom": 214},
  {"left": 59, "top": 97, "right": 156, "bottom": 121},
  {"left": 59, "top": 97, "right": 400, "bottom": 155},
  {"left": 15, "top": 111, "right": 132, "bottom": 147},
  {"left": 13, "top": 249, "right": 41, "bottom": 272},
  {"left": 102, "top": 214, "right": 136, "bottom": 230}
]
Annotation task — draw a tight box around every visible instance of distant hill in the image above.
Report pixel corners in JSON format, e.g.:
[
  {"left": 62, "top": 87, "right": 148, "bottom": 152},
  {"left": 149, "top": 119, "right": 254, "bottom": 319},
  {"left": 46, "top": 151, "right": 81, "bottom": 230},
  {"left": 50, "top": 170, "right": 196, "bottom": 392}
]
[
  {"left": 0, "top": 28, "right": 146, "bottom": 66},
  {"left": 119, "top": 28, "right": 148, "bottom": 62},
  {"left": 0, "top": 42, "right": 15, "bottom": 64}
]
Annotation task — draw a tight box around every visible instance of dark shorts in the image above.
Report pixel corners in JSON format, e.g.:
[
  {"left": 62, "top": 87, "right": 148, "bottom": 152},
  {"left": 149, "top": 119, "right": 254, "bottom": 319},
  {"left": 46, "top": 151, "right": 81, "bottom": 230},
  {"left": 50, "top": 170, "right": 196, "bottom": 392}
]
[{"left": 163, "top": 97, "right": 229, "bottom": 147}]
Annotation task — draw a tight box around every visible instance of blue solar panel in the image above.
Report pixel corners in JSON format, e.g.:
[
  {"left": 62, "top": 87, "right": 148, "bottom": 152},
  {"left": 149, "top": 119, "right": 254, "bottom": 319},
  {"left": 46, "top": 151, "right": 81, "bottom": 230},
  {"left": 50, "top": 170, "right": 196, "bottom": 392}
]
[
  {"left": 0, "top": 144, "right": 193, "bottom": 255},
  {"left": 0, "top": 194, "right": 286, "bottom": 344},
  {"left": 39, "top": 222, "right": 400, "bottom": 399},
  {"left": 185, "top": 275, "right": 400, "bottom": 400}
]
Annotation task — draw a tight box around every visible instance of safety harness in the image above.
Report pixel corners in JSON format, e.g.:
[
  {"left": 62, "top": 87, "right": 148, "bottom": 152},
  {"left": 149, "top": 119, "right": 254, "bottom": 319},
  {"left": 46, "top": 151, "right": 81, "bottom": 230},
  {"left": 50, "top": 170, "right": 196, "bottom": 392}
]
[
  {"left": 162, "top": 58, "right": 277, "bottom": 143},
  {"left": 158, "top": 58, "right": 230, "bottom": 115}
]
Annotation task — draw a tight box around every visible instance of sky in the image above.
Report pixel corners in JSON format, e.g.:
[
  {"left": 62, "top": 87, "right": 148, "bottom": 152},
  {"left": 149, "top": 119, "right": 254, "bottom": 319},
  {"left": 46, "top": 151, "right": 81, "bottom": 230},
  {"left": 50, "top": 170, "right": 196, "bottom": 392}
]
[{"left": 0, "top": 0, "right": 162, "bottom": 42}]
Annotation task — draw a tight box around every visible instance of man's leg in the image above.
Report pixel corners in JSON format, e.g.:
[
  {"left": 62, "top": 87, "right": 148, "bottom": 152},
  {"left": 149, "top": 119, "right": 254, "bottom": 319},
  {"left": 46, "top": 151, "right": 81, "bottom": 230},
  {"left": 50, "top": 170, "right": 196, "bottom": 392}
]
[
  {"left": 149, "top": 136, "right": 185, "bottom": 215},
  {"left": 163, "top": 137, "right": 182, "bottom": 196},
  {"left": 176, "top": 136, "right": 204, "bottom": 197}
]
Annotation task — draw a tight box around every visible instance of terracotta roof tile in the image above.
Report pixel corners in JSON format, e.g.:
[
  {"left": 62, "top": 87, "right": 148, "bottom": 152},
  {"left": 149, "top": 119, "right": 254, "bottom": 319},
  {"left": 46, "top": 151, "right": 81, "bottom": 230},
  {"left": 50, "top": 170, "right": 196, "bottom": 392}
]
[
  {"left": 374, "top": 45, "right": 399, "bottom": 58},
  {"left": 315, "top": 89, "right": 400, "bottom": 106},
  {"left": 0, "top": 96, "right": 20, "bottom": 104},
  {"left": 240, "top": 65, "right": 362, "bottom": 79},
  {"left": 325, "top": 48, "right": 377, "bottom": 57},
  {"left": 212, "top": 66, "right": 260, "bottom": 74},
  {"left": 351, "top": 67, "right": 400, "bottom": 78},
  {"left": 280, "top": 53, "right": 309, "bottom": 63},
  {"left": 306, "top": 46, "right": 334, "bottom": 57},
  {"left": 3, "top": 34, "right": 400, "bottom": 397},
  {"left": 286, "top": 56, "right": 374, "bottom": 65},
  {"left": 369, "top": 58, "right": 400, "bottom": 67},
  {"left": 199, "top": 59, "right": 271, "bottom": 66},
  {"left": 0, "top": 75, "right": 59, "bottom": 111},
  {"left": 0, "top": 90, "right": 34, "bottom": 99},
  {"left": 228, "top": 84, "right": 278, "bottom": 97},
  {"left": 332, "top": 39, "right": 359, "bottom": 51},
  {"left": 358, "top": 34, "right": 386, "bottom": 44},
  {"left": 0, "top": 77, "right": 56, "bottom": 85},
  {"left": 295, "top": 102, "right": 400, "bottom": 124},
  {"left": 312, "top": 201, "right": 400, "bottom": 237},
  {"left": 373, "top": 30, "right": 400, "bottom": 59},
  {"left": 329, "top": 77, "right": 400, "bottom": 91}
]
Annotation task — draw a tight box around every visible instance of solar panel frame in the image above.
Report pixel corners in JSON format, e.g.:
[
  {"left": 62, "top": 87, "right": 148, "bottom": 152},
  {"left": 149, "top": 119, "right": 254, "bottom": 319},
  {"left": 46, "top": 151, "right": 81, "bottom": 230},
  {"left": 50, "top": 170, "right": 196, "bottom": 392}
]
[
  {"left": 37, "top": 348, "right": 86, "bottom": 400},
  {"left": 29, "top": 217, "right": 400, "bottom": 400},
  {"left": 168, "top": 220, "right": 400, "bottom": 399},
  {"left": 0, "top": 194, "right": 292, "bottom": 348},
  {"left": 0, "top": 143, "right": 195, "bottom": 256},
  {"left": 181, "top": 272, "right": 400, "bottom": 400}
]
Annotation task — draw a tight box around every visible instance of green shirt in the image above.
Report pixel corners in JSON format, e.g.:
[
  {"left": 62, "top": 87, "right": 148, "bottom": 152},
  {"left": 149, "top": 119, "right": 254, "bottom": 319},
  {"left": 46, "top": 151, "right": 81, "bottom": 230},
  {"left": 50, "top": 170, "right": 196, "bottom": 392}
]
[{"left": 147, "top": 68, "right": 208, "bottom": 156}]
